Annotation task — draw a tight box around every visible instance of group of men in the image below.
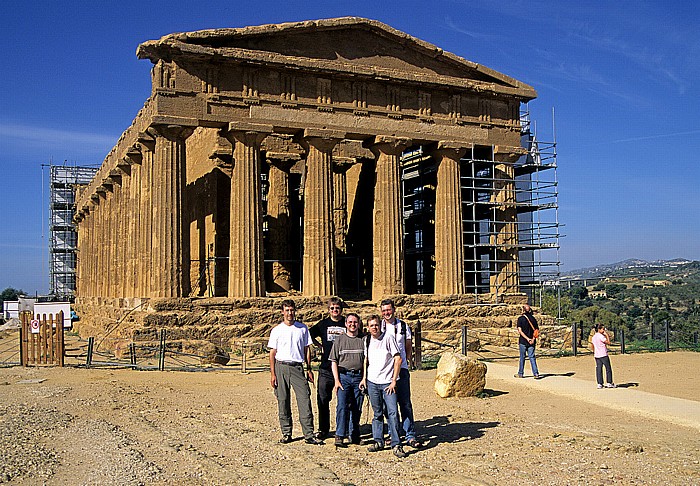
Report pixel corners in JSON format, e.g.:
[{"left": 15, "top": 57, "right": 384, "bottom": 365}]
[{"left": 267, "top": 297, "right": 423, "bottom": 458}]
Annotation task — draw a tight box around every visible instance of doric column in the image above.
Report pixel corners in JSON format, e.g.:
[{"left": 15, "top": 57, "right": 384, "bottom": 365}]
[
  {"left": 490, "top": 150, "right": 520, "bottom": 293},
  {"left": 87, "top": 203, "right": 97, "bottom": 297},
  {"left": 109, "top": 174, "right": 123, "bottom": 299},
  {"left": 150, "top": 124, "right": 193, "bottom": 298},
  {"left": 300, "top": 130, "right": 341, "bottom": 296},
  {"left": 332, "top": 161, "right": 350, "bottom": 255},
  {"left": 123, "top": 147, "right": 142, "bottom": 299},
  {"left": 266, "top": 160, "right": 293, "bottom": 292},
  {"left": 90, "top": 195, "right": 103, "bottom": 298},
  {"left": 369, "top": 136, "right": 410, "bottom": 300},
  {"left": 222, "top": 123, "right": 270, "bottom": 297},
  {"left": 138, "top": 133, "right": 155, "bottom": 297},
  {"left": 115, "top": 168, "right": 130, "bottom": 298},
  {"left": 433, "top": 143, "right": 467, "bottom": 295}
]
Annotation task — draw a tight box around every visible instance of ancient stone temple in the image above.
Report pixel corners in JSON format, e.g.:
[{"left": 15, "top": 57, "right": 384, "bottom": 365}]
[{"left": 74, "top": 17, "right": 538, "bottom": 307}]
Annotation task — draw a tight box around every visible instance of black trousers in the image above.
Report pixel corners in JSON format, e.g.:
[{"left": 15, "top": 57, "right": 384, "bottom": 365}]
[
  {"left": 595, "top": 356, "right": 613, "bottom": 385},
  {"left": 316, "top": 368, "right": 334, "bottom": 435}
]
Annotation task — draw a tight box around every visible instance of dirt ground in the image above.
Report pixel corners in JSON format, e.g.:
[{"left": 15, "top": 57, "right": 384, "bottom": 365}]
[{"left": 1, "top": 350, "right": 698, "bottom": 485}]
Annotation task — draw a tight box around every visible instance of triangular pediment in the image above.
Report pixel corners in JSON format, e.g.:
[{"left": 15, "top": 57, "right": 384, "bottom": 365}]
[{"left": 138, "top": 17, "right": 535, "bottom": 99}]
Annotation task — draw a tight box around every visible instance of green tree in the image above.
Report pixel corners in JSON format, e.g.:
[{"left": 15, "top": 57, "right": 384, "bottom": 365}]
[{"left": 0, "top": 287, "right": 25, "bottom": 305}]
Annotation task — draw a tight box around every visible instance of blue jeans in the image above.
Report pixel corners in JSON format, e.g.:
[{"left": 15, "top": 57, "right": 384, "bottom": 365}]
[
  {"left": 335, "top": 371, "right": 364, "bottom": 440},
  {"left": 518, "top": 343, "right": 539, "bottom": 377},
  {"left": 367, "top": 381, "right": 401, "bottom": 447},
  {"left": 396, "top": 368, "right": 417, "bottom": 441}
]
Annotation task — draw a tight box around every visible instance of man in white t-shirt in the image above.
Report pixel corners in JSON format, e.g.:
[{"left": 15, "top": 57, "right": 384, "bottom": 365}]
[
  {"left": 268, "top": 299, "right": 323, "bottom": 445},
  {"left": 380, "top": 298, "right": 422, "bottom": 448},
  {"left": 360, "top": 315, "right": 407, "bottom": 458}
]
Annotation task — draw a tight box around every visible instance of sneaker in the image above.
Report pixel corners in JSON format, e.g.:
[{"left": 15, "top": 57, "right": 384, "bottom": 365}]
[
  {"left": 314, "top": 431, "right": 327, "bottom": 440},
  {"left": 604, "top": 383, "right": 616, "bottom": 388},
  {"left": 392, "top": 445, "right": 407, "bottom": 458},
  {"left": 279, "top": 435, "right": 292, "bottom": 444},
  {"left": 514, "top": 374, "right": 524, "bottom": 378},
  {"left": 534, "top": 375, "right": 542, "bottom": 380},
  {"left": 385, "top": 438, "right": 392, "bottom": 447},
  {"left": 597, "top": 384, "right": 603, "bottom": 389},
  {"left": 334, "top": 436, "right": 346, "bottom": 447},
  {"left": 368, "top": 442, "right": 384, "bottom": 452},
  {"left": 305, "top": 437, "right": 324, "bottom": 445}
]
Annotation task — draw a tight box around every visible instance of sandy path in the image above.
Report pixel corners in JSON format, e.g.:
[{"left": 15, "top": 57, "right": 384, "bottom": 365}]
[{"left": 0, "top": 351, "right": 698, "bottom": 485}]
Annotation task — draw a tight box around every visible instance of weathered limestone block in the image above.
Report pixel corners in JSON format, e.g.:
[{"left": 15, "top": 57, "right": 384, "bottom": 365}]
[
  {"left": 192, "top": 342, "right": 230, "bottom": 365},
  {"left": 434, "top": 352, "right": 487, "bottom": 398}
]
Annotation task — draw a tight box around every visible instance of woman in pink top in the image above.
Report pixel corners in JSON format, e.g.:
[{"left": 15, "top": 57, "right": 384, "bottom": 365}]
[{"left": 592, "top": 323, "right": 616, "bottom": 389}]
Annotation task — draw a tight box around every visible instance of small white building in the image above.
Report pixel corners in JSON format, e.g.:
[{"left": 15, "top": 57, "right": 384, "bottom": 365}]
[{"left": 3, "top": 301, "right": 19, "bottom": 320}]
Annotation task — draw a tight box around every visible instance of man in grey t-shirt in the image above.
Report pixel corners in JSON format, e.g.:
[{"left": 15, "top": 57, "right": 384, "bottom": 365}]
[{"left": 330, "top": 312, "right": 365, "bottom": 446}]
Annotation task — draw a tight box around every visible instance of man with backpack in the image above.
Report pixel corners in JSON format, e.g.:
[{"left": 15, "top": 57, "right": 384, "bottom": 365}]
[
  {"left": 360, "top": 315, "right": 406, "bottom": 458},
  {"left": 380, "top": 299, "right": 423, "bottom": 449}
]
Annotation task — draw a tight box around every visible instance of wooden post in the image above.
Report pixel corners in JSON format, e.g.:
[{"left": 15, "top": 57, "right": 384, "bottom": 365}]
[
  {"left": 86, "top": 336, "right": 94, "bottom": 368},
  {"left": 665, "top": 320, "right": 670, "bottom": 352},
  {"left": 414, "top": 320, "right": 422, "bottom": 370},
  {"left": 40, "top": 314, "right": 47, "bottom": 365},
  {"left": 158, "top": 329, "right": 166, "bottom": 371},
  {"left": 241, "top": 341, "right": 247, "bottom": 374},
  {"left": 572, "top": 322, "right": 577, "bottom": 357},
  {"left": 57, "top": 311, "right": 65, "bottom": 367},
  {"left": 461, "top": 325, "right": 467, "bottom": 356},
  {"left": 620, "top": 329, "right": 626, "bottom": 354}
]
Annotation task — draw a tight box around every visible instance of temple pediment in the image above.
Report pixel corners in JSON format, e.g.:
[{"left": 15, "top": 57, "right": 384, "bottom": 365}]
[{"left": 137, "top": 17, "right": 535, "bottom": 99}]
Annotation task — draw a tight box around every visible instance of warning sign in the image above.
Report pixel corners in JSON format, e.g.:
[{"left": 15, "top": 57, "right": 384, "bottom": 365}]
[{"left": 30, "top": 319, "right": 40, "bottom": 334}]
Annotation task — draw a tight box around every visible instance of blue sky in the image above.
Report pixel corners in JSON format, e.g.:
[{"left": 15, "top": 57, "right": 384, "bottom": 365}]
[{"left": 1, "top": 0, "right": 698, "bottom": 293}]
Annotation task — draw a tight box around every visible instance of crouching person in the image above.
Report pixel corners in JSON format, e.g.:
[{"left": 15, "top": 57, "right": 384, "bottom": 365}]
[{"left": 359, "top": 315, "right": 407, "bottom": 458}]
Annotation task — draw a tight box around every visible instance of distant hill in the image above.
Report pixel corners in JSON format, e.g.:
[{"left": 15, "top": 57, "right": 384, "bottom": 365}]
[{"left": 563, "top": 259, "right": 699, "bottom": 280}]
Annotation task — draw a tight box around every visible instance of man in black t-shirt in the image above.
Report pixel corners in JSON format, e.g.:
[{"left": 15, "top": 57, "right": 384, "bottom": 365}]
[{"left": 309, "top": 297, "right": 346, "bottom": 440}]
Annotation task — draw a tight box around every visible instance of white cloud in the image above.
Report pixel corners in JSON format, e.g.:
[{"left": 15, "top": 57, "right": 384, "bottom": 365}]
[{"left": 0, "top": 123, "right": 116, "bottom": 148}]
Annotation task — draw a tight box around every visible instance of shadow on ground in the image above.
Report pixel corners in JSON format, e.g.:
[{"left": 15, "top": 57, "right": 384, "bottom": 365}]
[
  {"left": 537, "top": 372, "right": 576, "bottom": 379},
  {"left": 416, "top": 415, "right": 499, "bottom": 450},
  {"left": 615, "top": 382, "right": 639, "bottom": 388}
]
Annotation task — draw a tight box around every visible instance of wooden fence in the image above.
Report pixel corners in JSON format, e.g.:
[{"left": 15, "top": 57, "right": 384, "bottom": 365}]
[{"left": 20, "top": 311, "right": 65, "bottom": 367}]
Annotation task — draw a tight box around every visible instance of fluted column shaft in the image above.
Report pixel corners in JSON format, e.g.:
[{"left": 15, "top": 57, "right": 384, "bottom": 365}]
[
  {"left": 139, "top": 141, "right": 154, "bottom": 297},
  {"left": 266, "top": 161, "right": 293, "bottom": 292},
  {"left": 127, "top": 161, "right": 141, "bottom": 298},
  {"left": 434, "top": 145, "right": 467, "bottom": 295},
  {"left": 490, "top": 154, "right": 519, "bottom": 293},
  {"left": 224, "top": 129, "right": 268, "bottom": 297},
  {"left": 87, "top": 206, "right": 96, "bottom": 297},
  {"left": 114, "top": 173, "right": 127, "bottom": 298},
  {"left": 151, "top": 125, "right": 193, "bottom": 298},
  {"left": 332, "top": 166, "right": 348, "bottom": 254},
  {"left": 369, "top": 136, "right": 410, "bottom": 300},
  {"left": 302, "top": 136, "right": 339, "bottom": 296}
]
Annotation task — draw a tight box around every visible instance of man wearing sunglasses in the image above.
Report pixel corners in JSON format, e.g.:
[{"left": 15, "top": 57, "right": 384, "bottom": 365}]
[{"left": 310, "top": 296, "right": 346, "bottom": 440}]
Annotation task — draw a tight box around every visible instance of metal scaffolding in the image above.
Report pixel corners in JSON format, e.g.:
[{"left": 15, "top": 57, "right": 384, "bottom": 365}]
[
  {"left": 401, "top": 106, "right": 560, "bottom": 299},
  {"left": 48, "top": 164, "right": 98, "bottom": 299}
]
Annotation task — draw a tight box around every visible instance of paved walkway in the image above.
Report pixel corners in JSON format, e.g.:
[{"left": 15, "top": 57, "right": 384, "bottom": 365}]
[{"left": 485, "top": 361, "right": 700, "bottom": 432}]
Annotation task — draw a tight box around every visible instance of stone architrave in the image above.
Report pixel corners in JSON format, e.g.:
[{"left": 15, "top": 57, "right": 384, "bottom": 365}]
[
  {"left": 369, "top": 136, "right": 410, "bottom": 300},
  {"left": 150, "top": 124, "right": 194, "bottom": 298},
  {"left": 266, "top": 160, "right": 293, "bottom": 292},
  {"left": 433, "top": 143, "right": 467, "bottom": 295},
  {"left": 301, "top": 130, "right": 341, "bottom": 296},
  {"left": 434, "top": 351, "right": 487, "bottom": 398},
  {"left": 223, "top": 124, "right": 270, "bottom": 297}
]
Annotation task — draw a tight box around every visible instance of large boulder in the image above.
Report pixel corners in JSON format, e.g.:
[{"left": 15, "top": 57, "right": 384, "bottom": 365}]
[{"left": 434, "top": 351, "right": 487, "bottom": 398}]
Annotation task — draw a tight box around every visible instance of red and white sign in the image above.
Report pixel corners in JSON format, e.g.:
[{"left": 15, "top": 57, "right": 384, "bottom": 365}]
[{"left": 30, "top": 319, "right": 41, "bottom": 334}]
